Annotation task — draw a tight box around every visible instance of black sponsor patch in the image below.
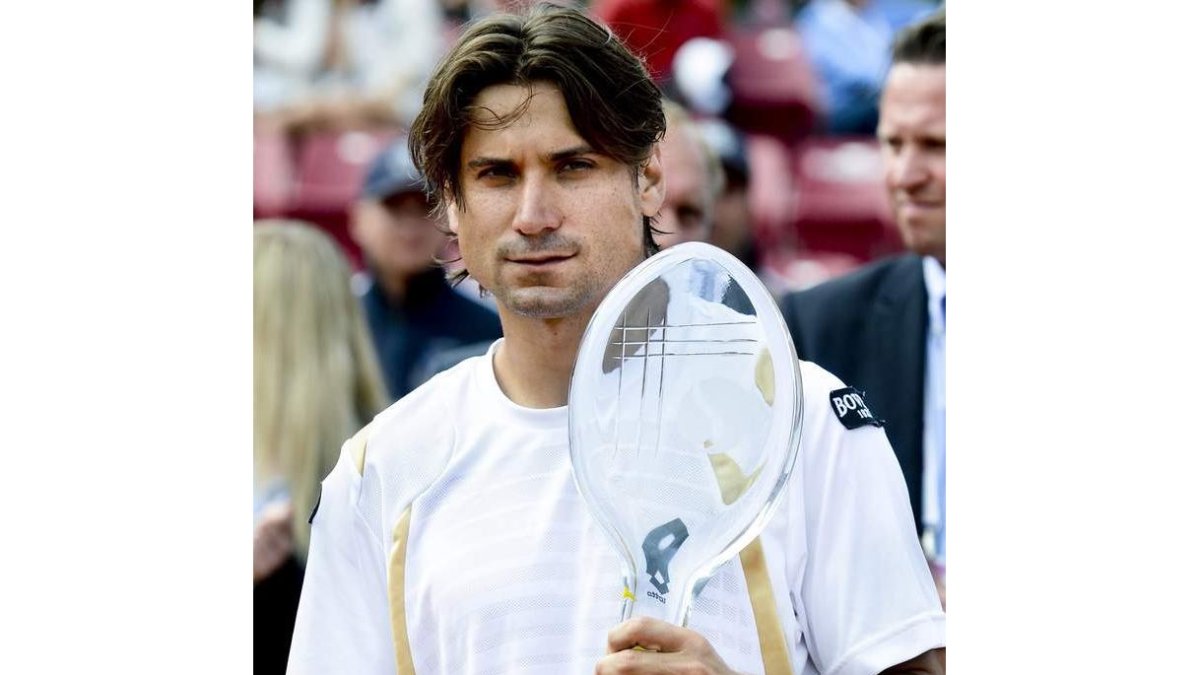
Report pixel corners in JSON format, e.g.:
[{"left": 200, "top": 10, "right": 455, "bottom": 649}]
[{"left": 829, "top": 387, "right": 885, "bottom": 430}]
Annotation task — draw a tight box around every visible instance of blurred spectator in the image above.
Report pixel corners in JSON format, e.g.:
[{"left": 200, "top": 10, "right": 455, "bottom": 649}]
[
  {"left": 794, "top": 0, "right": 937, "bottom": 134},
  {"left": 438, "top": 0, "right": 506, "bottom": 28},
  {"left": 254, "top": 0, "right": 444, "bottom": 132},
  {"left": 253, "top": 220, "right": 390, "bottom": 673},
  {"left": 779, "top": 8, "right": 945, "bottom": 605},
  {"left": 592, "top": 0, "right": 725, "bottom": 82},
  {"left": 695, "top": 116, "right": 760, "bottom": 269},
  {"left": 350, "top": 140, "right": 503, "bottom": 401},
  {"left": 671, "top": 36, "right": 736, "bottom": 118},
  {"left": 652, "top": 100, "right": 725, "bottom": 249}
]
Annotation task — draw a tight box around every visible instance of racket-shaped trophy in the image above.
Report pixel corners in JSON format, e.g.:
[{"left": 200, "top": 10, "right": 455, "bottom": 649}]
[{"left": 568, "top": 242, "right": 803, "bottom": 627}]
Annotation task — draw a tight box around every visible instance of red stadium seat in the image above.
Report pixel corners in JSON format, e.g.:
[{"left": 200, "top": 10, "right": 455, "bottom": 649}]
[
  {"left": 288, "top": 129, "right": 401, "bottom": 268},
  {"left": 292, "top": 130, "right": 400, "bottom": 213},
  {"left": 724, "top": 27, "right": 821, "bottom": 142},
  {"left": 254, "top": 129, "right": 295, "bottom": 218},
  {"left": 744, "top": 133, "right": 800, "bottom": 254},
  {"left": 791, "top": 137, "right": 903, "bottom": 262}
]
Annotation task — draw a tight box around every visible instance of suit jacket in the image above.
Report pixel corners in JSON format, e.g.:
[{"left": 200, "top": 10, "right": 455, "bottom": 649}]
[{"left": 780, "top": 253, "right": 928, "bottom": 527}]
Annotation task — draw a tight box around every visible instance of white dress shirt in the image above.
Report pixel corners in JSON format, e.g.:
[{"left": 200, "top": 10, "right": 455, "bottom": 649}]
[{"left": 920, "top": 256, "right": 946, "bottom": 566}]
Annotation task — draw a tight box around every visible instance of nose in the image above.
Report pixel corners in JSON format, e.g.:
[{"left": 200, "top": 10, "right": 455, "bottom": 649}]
[
  {"left": 887, "top": 145, "right": 930, "bottom": 192},
  {"left": 512, "top": 175, "right": 563, "bottom": 236}
]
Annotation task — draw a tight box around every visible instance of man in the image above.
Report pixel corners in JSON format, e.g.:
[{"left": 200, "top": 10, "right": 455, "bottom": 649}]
[
  {"left": 652, "top": 100, "right": 725, "bottom": 250},
  {"left": 779, "top": 9, "right": 947, "bottom": 605},
  {"left": 289, "top": 5, "right": 945, "bottom": 674},
  {"left": 349, "top": 139, "right": 502, "bottom": 400}
]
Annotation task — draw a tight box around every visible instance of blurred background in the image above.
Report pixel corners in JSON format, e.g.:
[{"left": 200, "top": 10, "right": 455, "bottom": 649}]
[
  {"left": 253, "top": 1, "right": 943, "bottom": 672},
  {"left": 254, "top": 0, "right": 942, "bottom": 296}
]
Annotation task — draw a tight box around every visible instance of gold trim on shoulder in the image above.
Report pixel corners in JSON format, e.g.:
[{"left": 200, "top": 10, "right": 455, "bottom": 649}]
[{"left": 346, "top": 423, "right": 373, "bottom": 476}]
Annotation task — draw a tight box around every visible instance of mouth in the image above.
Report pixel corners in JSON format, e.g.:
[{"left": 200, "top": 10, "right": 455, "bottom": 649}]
[
  {"left": 897, "top": 198, "right": 943, "bottom": 208},
  {"left": 507, "top": 253, "right": 576, "bottom": 267},
  {"left": 897, "top": 201, "right": 944, "bottom": 218}
]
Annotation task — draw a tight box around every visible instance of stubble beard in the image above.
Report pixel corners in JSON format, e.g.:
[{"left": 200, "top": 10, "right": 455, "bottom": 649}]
[
  {"left": 498, "top": 282, "right": 596, "bottom": 320},
  {"left": 493, "top": 255, "right": 638, "bottom": 321}
]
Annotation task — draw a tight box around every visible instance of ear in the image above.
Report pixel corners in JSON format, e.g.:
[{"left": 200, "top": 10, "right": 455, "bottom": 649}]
[
  {"left": 638, "top": 145, "right": 666, "bottom": 218},
  {"left": 444, "top": 193, "right": 461, "bottom": 235}
]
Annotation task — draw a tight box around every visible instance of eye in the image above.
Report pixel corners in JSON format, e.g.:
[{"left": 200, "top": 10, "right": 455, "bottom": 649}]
[
  {"left": 474, "top": 164, "right": 518, "bottom": 186},
  {"left": 678, "top": 206, "right": 704, "bottom": 229},
  {"left": 559, "top": 158, "right": 595, "bottom": 174},
  {"left": 478, "top": 165, "right": 514, "bottom": 179},
  {"left": 922, "top": 138, "right": 947, "bottom": 152}
]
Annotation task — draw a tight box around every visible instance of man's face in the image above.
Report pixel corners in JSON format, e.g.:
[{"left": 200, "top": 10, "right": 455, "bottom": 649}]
[
  {"left": 654, "top": 125, "right": 713, "bottom": 249},
  {"left": 450, "top": 82, "right": 664, "bottom": 320},
  {"left": 351, "top": 191, "right": 447, "bottom": 281},
  {"left": 878, "top": 63, "right": 946, "bottom": 265}
]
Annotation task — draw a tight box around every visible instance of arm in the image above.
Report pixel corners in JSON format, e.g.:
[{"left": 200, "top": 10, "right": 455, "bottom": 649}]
[
  {"left": 796, "top": 364, "right": 946, "bottom": 675},
  {"left": 253, "top": 500, "right": 294, "bottom": 583},
  {"left": 287, "top": 440, "right": 396, "bottom": 675}
]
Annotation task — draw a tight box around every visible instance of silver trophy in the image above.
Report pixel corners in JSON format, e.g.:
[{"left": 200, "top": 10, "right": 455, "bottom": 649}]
[{"left": 569, "top": 242, "right": 804, "bottom": 626}]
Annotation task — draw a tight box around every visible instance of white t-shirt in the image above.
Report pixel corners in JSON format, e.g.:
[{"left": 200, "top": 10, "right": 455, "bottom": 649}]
[{"left": 288, "top": 341, "right": 944, "bottom": 675}]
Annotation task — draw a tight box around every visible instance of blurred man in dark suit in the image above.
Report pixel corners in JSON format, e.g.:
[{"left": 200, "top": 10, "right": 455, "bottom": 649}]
[{"left": 779, "top": 8, "right": 946, "bottom": 605}]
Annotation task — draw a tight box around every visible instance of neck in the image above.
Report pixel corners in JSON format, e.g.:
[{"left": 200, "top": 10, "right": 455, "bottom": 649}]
[
  {"left": 492, "top": 312, "right": 592, "bottom": 409},
  {"left": 377, "top": 273, "right": 409, "bottom": 302}
]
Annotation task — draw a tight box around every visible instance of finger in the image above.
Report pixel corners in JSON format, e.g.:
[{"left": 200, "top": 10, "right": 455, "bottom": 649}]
[
  {"left": 606, "top": 616, "right": 693, "bottom": 655},
  {"left": 595, "top": 647, "right": 669, "bottom": 674}
]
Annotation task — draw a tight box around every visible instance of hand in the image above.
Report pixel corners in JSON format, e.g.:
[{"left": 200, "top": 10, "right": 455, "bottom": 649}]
[
  {"left": 253, "top": 501, "right": 294, "bottom": 583},
  {"left": 595, "top": 616, "right": 740, "bottom": 674}
]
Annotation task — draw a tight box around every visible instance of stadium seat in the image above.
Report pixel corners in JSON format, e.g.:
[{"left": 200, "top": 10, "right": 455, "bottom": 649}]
[
  {"left": 254, "top": 128, "right": 295, "bottom": 218},
  {"left": 288, "top": 129, "right": 401, "bottom": 268},
  {"left": 724, "top": 26, "right": 821, "bottom": 142},
  {"left": 791, "top": 137, "right": 904, "bottom": 262}
]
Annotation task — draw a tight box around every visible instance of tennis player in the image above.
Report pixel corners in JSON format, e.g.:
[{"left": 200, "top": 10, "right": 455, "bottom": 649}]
[{"left": 286, "top": 5, "right": 945, "bottom": 674}]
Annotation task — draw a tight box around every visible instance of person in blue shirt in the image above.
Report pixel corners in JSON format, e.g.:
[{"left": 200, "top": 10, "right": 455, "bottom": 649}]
[{"left": 795, "top": 0, "right": 938, "bottom": 134}]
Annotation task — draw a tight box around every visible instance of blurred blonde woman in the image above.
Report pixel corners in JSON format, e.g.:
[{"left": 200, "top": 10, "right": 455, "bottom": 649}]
[{"left": 253, "top": 220, "right": 389, "bottom": 673}]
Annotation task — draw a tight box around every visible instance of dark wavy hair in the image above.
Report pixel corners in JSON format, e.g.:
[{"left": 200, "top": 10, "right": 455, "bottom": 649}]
[
  {"left": 892, "top": 7, "right": 945, "bottom": 66},
  {"left": 409, "top": 3, "right": 666, "bottom": 283}
]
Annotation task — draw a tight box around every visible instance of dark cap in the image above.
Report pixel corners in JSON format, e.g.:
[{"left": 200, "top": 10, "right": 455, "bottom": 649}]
[{"left": 361, "top": 138, "right": 426, "bottom": 200}]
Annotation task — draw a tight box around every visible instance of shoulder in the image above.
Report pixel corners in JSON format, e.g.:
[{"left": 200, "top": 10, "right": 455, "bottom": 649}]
[
  {"left": 367, "top": 355, "right": 479, "bottom": 457},
  {"left": 333, "top": 354, "right": 490, "bottom": 523},
  {"left": 796, "top": 358, "right": 888, "bottom": 449},
  {"left": 780, "top": 255, "right": 921, "bottom": 334}
]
